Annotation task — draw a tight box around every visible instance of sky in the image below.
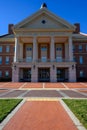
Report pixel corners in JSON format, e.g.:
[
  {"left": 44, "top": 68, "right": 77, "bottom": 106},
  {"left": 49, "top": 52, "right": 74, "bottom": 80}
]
[{"left": 0, "top": 0, "right": 87, "bottom": 35}]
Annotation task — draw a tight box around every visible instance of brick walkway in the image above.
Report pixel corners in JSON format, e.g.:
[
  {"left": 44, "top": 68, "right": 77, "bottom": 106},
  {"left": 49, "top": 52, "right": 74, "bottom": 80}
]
[{"left": 3, "top": 101, "right": 78, "bottom": 130}]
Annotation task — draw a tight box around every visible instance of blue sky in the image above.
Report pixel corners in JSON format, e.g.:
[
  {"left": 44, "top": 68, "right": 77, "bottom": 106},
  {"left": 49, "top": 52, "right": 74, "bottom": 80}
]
[{"left": 0, "top": 0, "right": 87, "bottom": 35}]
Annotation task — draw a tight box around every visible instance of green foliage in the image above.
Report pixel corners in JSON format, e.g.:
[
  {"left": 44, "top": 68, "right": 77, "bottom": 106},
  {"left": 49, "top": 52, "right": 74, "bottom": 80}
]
[
  {"left": 63, "top": 99, "right": 87, "bottom": 129},
  {"left": 0, "top": 99, "right": 22, "bottom": 123}
]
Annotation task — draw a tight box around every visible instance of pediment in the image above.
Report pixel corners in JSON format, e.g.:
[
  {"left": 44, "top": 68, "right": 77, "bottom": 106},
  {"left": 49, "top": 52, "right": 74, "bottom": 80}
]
[{"left": 14, "top": 8, "right": 75, "bottom": 31}]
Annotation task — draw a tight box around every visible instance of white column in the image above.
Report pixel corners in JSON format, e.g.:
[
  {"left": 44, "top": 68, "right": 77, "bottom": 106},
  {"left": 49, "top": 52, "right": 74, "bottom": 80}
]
[
  {"left": 50, "top": 37, "right": 55, "bottom": 62},
  {"left": 14, "top": 37, "right": 19, "bottom": 62},
  {"left": 19, "top": 43, "right": 23, "bottom": 60},
  {"left": 69, "top": 36, "right": 73, "bottom": 61},
  {"left": 33, "top": 37, "right": 37, "bottom": 62}
]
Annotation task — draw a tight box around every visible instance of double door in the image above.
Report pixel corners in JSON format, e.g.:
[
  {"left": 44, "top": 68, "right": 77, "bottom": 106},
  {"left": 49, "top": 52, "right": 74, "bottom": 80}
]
[{"left": 38, "top": 68, "right": 50, "bottom": 82}]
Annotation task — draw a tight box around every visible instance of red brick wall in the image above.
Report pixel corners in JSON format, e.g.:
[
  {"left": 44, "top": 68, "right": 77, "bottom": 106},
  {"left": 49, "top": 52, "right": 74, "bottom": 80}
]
[
  {"left": 0, "top": 42, "right": 14, "bottom": 80},
  {"left": 73, "top": 41, "right": 87, "bottom": 81}
]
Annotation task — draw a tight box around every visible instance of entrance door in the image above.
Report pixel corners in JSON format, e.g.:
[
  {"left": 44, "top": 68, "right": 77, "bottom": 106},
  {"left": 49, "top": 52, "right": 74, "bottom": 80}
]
[
  {"left": 57, "top": 69, "right": 65, "bottom": 82},
  {"left": 38, "top": 68, "right": 50, "bottom": 82},
  {"left": 23, "top": 68, "right": 31, "bottom": 82}
]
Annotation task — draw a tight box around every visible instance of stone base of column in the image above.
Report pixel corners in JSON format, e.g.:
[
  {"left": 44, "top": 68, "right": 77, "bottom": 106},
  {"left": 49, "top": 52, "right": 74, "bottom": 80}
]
[
  {"left": 12, "top": 67, "right": 19, "bottom": 82},
  {"left": 69, "top": 67, "right": 76, "bottom": 82},
  {"left": 50, "top": 67, "right": 57, "bottom": 82},
  {"left": 31, "top": 67, "right": 38, "bottom": 82}
]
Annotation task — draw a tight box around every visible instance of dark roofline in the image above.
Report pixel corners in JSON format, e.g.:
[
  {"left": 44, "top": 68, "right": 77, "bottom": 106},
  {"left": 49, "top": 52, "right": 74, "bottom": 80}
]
[{"left": 0, "top": 34, "right": 11, "bottom": 38}]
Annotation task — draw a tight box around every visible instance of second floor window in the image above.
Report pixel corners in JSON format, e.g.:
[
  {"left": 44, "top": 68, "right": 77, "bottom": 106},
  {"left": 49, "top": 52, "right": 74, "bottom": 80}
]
[
  {"left": 6, "top": 57, "right": 9, "bottom": 64},
  {"left": 6, "top": 46, "right": 10, "bottom": 52},
  {"left": 0, "top": 46, "right": 2, "bottom": 52},
  {"left": 41, "top": 46, "right": 47, "bottom": 51},
  {"left": 79, "top": 56, "right": 83, "bottom": 64},
  {"left": 79, "top": 45, "right": 82, "bottom": 52},
  {"left": 0, "top": 57, "right": 2, "bottom": 64}
]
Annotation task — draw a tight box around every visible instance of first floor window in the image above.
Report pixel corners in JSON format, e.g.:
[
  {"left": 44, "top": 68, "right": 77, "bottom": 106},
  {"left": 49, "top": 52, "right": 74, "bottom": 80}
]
[
  {"left": 0, "top": 57, "right": 2, "bottom": 64},
  {"left": 80, "top": 71, "right": 84, "bottom": 77},
  {"left": 0, "top": 71, "right": 2, "bottom": 77},
  {"left": 6, "top": 56, "right": 9, "bottom": 64},
  {"left": 5, "top": 71, "right": 9, "bottom": 77}
]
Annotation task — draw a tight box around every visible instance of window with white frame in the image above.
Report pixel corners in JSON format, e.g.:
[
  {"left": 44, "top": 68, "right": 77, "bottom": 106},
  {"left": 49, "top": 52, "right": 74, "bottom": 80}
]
[
  {"left": 80, "top": 71, "right": 84, "bottom": 77},
  {"left": 79, "top": 45, "right": 82, "bottom": 52},
  {"left": 5, "top": 71, "right": 9, "bottom": 77},
  {"left": 0, "top": 71, "right": 2, "bottom": 77},
  {"left": 79, "top": 56, "right": 83, "bottom": 64},
  {"left": 0, "top": 46, "right": 2, "bottom": 52},
  {"left": 0, "top": 56, "right": 2, "bottom": 64},
  {"left": 6, "top": 46, "right": 10, "bottom": 52},
  {"left": 6, "top": 56, "right": 9, "bottom": 64}
]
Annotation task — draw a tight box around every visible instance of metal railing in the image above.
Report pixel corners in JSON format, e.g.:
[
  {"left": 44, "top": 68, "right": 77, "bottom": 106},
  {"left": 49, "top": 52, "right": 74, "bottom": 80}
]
[{"left": 17, "top": 58, "right": 74, "bottom": 63}]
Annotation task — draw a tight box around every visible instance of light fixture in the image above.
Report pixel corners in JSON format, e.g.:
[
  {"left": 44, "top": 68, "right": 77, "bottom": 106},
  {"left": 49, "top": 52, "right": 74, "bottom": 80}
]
[
  {"left": 14, "top": 65, "right": 16, "bottom": 70},
  {"left": 72, "top": 64, "right": 74, "bottom": 70},
  {"left": 53, "top": 65, "right": 55, "bottom": 70},
  {"left": 33, "top": 65, "right": 35, "bottom": 69}
]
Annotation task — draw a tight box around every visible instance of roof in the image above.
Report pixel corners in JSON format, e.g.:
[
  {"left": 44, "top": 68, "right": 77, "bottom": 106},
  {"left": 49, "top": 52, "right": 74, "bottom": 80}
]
[{"left": 0, "top": 34, "right": 14, "bottom": 38}]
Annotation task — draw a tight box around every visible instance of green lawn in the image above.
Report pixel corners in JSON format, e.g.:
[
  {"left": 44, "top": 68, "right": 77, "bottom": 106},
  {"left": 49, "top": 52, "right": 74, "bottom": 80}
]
[
  {"left": 63, "top": 99, "right": 87, "bottom": 129},
  {"left": 0, "top": 99, "right": 22, "bottom": 123}
]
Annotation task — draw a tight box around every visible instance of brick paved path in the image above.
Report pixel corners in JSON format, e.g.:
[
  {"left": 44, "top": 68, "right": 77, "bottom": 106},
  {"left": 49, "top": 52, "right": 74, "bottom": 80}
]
[
  {"left": 0, "top": 82, "right": 87, "bottom": 130},
  {"left": 3, "top": 101, "right": 78, "bottom": 130}
]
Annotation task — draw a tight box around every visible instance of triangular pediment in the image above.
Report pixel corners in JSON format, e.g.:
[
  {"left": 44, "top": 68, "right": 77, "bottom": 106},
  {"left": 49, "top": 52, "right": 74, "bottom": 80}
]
[{"left": 14, "top": 8, "right": 75, "bottom": 31}]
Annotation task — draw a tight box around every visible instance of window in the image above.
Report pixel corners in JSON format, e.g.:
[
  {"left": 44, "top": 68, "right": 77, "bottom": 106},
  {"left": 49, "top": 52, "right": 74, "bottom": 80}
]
[
  {"left": 26, "top": 47, "right": 32, "bottom": 51},
  {"left": 6, "top": 56, "right": 9, "bottom": 64},
  {"left": 56, "top": 47, "right": 62, "bottom": 51},
  {"left": 0, "top": 46, "right": 2, "bottom": 52},
  {"left": 80, "top": 71, "right": 84, "bottom": 77},
  {"left": 56, "top": 57, "right": 62, "bottom": 62},
  {"left": 5, "top": 71, "right": 9, "bottom": 77},
  {"left": 79, "top": 56, "right": 83, "bottom": 64},
  {"left": 86, "top": 44, "right": 87, "bottom": 51},
  {"left": 26, "top": 57, "right": 32, "bottom": 62},
  {"left": 79, "top": 45, "right": 82, "bottom": 52},
  {"left": 73, "top": 56, "right": 76, "bottom": 62},
  {"left": 0, "top": 57, "right": 2, "bottom": 64},
  {"left": 73, "top": 45, "right": 75, "bottom": 52},
  {"left": 0, "top": 71, "right": 2, "bottom": 77},
  {"left": 41, "top": 46, "right": 47, "bottom": 51},
  {"left": 6, "top": 46, "right": 10, "bottom": 52},
  {"left": 41, "top": 57, "right": 47, "bottom": 62}
]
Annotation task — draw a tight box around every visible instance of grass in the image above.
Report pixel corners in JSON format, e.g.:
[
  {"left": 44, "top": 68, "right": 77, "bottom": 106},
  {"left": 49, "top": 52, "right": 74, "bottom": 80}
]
[
  {"left": 0, "top": 99, "right": 22, "bottom": 123},
  {"left": 63, "top": 99, "right": 87, "bottom": 129}
]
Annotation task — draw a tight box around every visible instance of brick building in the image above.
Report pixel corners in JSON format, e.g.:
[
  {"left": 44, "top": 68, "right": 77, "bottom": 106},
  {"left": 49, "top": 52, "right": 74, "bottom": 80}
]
[{"left": 0, "top": 3, "right": 87, "bottom": 82}]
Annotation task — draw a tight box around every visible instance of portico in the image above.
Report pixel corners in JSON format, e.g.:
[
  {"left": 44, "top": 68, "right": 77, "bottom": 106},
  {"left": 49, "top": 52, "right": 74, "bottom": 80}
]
[{"left": 12, "top": 5, "right": 76, "bottom": 82}]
